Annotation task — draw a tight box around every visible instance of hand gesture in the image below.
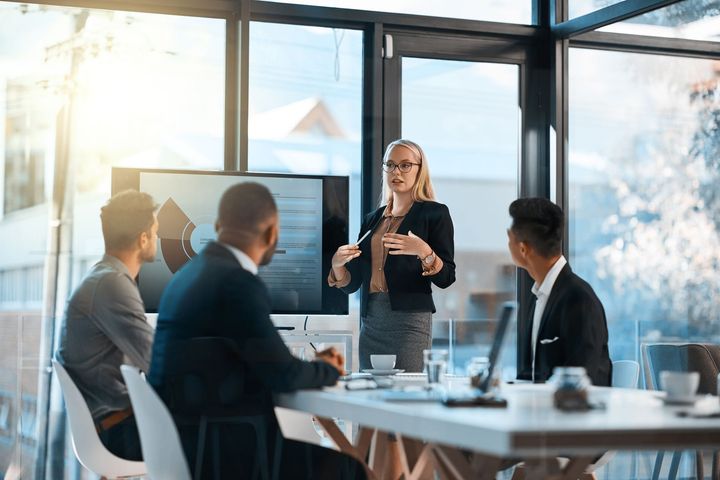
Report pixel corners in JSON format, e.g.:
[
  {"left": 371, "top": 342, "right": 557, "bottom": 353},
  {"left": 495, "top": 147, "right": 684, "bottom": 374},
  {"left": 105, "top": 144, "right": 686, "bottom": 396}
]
[
  {"left": 315, "top": 347, "right": 345, "bottom": 375},
  {"left": 383, "top": 230, "right": 432, "bottom": 258},
  {"left": 331, "top": 244, "right": 361, "bottom": 269}
]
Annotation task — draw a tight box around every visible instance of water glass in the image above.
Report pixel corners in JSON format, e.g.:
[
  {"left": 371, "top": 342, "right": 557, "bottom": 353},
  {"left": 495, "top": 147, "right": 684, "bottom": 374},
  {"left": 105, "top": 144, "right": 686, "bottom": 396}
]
[
  {"left": 290, "top": 345, "right": 306, "bottom": 360},
  {"left": 466, "top": 356, "right": 490, "bottom": 389},
  {"left": 423, "top": 349, "right": 448, "bottom": 389}
]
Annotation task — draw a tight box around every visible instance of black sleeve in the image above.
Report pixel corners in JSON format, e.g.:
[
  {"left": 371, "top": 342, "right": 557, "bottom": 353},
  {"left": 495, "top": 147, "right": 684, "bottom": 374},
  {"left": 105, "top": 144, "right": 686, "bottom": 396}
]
[
  {"left": 426, "top": 204, "right": 456, "bottom": 289},
  {"left": 561, "top": 289, "right": 610, "bottom": 386},
  {"left": 340, "top": 214, "right": 373, "bottom": 295},
  {"left": 222, "top": 273, "right": 339, "bottom": 392}
]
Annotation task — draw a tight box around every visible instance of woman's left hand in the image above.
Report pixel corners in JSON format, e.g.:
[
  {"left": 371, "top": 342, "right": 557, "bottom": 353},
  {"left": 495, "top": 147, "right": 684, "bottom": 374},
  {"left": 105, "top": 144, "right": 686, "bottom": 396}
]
[{"left": 384, "top": 230, "right": 432, "bottom": 257}]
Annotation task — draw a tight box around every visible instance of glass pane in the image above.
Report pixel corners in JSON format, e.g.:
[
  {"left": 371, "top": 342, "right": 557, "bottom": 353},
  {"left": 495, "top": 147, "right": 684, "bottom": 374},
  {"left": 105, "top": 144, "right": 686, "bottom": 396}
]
[
  {"left": 401, "top": 58, "right": 519, "bottom": 377},
  {"left": 248, "top": 22, "right": 363, "bottom": 348},
  {"left": 569, "top": 0, "right": 625, "bottom": 19},
  {"left": 0, "top": 2, "right": 225, "bottom": 477},
  {"left": 569, "top": 48, "right": 720, "bottom": 367},
  {"left": 599, "top": 0, "right": 720, "bottom": 41},
  {"left": 262, "top": 0, "right": 532, "bottom": 25}
]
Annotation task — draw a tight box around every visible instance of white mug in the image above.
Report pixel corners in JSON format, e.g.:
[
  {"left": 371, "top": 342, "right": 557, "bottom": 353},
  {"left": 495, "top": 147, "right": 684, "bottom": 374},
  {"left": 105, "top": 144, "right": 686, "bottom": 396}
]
[
  {"left": 660, "top": 371, "right": 699, "bottom": 400},
  {"left": 370, "top": 354, "right": 396, "bottom": 370}
]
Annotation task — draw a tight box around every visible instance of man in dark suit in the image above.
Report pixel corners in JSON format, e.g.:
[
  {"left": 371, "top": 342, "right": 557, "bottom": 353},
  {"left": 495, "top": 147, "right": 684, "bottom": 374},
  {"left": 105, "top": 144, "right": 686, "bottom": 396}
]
[
  {"left": 507, "top": 197, "right": 612, "bottom": 386},
  {"left": 149, "top": 182, "right": 365, "bottom": 479}
]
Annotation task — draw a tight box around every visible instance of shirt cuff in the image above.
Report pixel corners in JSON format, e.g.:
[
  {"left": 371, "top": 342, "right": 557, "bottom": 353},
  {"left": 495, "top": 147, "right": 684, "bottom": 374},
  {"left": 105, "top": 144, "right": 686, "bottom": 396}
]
[{"left": 328, "top": 268, "right": 351, "bottom": 288}]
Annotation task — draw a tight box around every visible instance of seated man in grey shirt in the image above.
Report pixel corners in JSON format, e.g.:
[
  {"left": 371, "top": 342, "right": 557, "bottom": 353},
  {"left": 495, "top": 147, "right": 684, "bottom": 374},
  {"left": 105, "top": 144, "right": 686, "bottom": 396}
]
[{"left": 56, "top": 190, "right": 158, "bottom": 460}]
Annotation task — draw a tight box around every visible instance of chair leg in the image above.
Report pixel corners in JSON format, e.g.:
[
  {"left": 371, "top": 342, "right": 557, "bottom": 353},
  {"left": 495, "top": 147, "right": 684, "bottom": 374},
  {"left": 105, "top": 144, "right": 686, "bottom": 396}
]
[
  {"left": 652, "top": 451, "right": 665, "bottom": 480},
  {"left": 668, "top": 451, "right": 681, "bottom": 480},
  {"left": 195, "top": 417, "right": 208, "bottom": 480},
  {"left": 213, "top": 426, "right": 221, "bottom": 480},
  {"left": 697, "top": 451, "right": 705, "bottom": 480},
  {"left": 272, "top": 430, "right": 283, "bottom": 480},
  {"left": 712, "top": 450, "right": 720, "bottom": 480},
  {"left": 253, "top": 419, "right": 270, "bottom": 480}
]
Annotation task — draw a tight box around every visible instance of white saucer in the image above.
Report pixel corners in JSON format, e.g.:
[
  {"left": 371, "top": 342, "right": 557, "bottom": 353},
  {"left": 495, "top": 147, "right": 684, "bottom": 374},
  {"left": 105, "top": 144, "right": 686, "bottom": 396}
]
[
  {"left": 663, "top": 395, "right": 698, "bottom": 406},
  {"left": 361, "top": 368, "right": 405, "bottom": 376}
]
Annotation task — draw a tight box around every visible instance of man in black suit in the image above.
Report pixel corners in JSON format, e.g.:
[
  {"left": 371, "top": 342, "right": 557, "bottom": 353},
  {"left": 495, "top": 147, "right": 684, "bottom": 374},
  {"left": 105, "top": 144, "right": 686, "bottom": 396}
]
[
  {"left": 149, "top": 182, "right": 365, "bottom": 479},
  {"left": 507, "top": 197, "right": 612, "bottom": 386}
]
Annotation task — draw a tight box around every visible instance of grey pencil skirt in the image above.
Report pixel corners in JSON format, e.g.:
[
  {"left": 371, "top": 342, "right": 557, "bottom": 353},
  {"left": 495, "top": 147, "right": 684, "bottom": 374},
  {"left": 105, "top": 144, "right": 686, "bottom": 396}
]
[{"left": 359, "top": 293, "right": 432, "bottom": 372}]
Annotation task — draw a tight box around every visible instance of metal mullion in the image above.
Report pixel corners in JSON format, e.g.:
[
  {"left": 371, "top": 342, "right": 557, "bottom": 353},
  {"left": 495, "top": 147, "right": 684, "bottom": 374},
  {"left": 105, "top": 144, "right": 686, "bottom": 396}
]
[
  {"left": 250, "top": 0, "right": 539, "bottom": 40},
  {"left": 225, "top": 7, "right": 241, "bottom": 171},
  {"left": 552, "top": 0, "right": 570, "bottom": 258},
  {"left": 237, "top": 0, "right": 250, "bottom": 172},
  {"left": 4, "top": 0, "right": 238, "bottom": 18},
  {"left": 362, "top": 23, "right": 384, "bottom": 217},
  {"left": 572, "top": 31, "right": 720, "bottom": 59},
  {"left": 552, "top": 0, "right": 683, "bottom": 39},
  {"left": 385, "top": 31, "right": 528, "bottom": 64}
]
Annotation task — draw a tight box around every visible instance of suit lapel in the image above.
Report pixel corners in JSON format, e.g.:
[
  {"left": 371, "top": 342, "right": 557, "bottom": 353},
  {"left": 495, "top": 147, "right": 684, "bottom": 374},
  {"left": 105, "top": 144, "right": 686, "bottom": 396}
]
[
  {"left": 526, "top": 296, "right": 537, "bottom": 363},
  {"left": 394, "top": 201, "right": 419, "bottom": 236},
  {"left": 536, "top": 263, "right": 572, "bottom": 339}
]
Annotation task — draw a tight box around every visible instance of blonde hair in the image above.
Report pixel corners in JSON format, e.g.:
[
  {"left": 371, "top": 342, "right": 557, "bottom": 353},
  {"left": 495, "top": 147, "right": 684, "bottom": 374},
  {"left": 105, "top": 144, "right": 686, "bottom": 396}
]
[{"left": 380, "top": 139, "right": 436, "bottom": 209}]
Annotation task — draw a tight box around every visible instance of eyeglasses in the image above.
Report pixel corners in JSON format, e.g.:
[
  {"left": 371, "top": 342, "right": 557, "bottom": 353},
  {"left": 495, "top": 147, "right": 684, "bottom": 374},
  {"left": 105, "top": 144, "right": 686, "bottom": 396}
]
[{"left": 383, "top": 161, "right": 421, "bottom": 173}]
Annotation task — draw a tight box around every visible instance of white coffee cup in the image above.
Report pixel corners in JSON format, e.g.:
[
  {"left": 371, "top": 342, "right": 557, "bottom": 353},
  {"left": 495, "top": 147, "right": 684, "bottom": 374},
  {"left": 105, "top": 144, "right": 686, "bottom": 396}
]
[
  {"left": 660, "top": 371, "right": 699, "bottom": 400},
  {"left": 370, "top": 354, "right": 396, "bottom": 370}
]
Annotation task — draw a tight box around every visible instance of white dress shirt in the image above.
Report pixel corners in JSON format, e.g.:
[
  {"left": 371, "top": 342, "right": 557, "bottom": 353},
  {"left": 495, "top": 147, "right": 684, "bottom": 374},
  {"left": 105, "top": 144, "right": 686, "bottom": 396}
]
[
  {"left": 219, "top": 242, "right": 258, "bottom": 275},
  {"left": 530, "top": 255, "right": 567, "bottom": 380}
]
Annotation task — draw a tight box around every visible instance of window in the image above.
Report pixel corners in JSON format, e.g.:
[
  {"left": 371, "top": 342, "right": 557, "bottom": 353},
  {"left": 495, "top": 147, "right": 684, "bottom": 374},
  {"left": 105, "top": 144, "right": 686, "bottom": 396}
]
[
  {"left": 401, "top": 58, "right": 520, "bottom": 375},
  {"left": 600, "top": 1, "right": 720, "bottom": 41},
  {"left": 569, "top": 0, "right": 625, "bottom": 19},
  {"left": 569, "top": 48, "right": 720, "bottom": 362},
  {"left": 261, "top": 0, "right": 532, "bottom": 24},
  {"left": 248, "top": 22, "right": 363, "bottom": 269},
  {"left": 0, "top": 4, "right": 224, "bottom": 476}
]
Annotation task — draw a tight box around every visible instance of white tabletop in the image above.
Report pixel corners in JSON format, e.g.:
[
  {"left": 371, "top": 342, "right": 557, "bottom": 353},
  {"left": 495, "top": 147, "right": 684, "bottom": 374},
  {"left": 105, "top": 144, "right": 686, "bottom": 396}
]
[{"left": 275, "top": 382, "right": 720, "bottom": 457}]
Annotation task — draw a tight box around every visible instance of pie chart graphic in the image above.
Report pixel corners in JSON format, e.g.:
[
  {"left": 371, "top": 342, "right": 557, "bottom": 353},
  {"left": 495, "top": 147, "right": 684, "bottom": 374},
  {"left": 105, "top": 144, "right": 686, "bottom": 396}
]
[{"left": 157, "top": 197, "right": 198, "bottom": 273}]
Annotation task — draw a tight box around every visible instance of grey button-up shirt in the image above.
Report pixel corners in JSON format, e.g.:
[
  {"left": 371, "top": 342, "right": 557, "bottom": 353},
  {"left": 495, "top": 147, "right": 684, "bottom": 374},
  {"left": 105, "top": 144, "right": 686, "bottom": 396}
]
[{"left": 56, "top": 254, "right": 154, "bottom": 420}]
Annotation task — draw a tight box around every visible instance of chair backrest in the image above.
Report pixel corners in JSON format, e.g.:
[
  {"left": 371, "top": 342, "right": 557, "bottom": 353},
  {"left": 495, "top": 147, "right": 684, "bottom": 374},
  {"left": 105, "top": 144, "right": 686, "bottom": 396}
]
[
  {"left": 150, "top": 336, "right": 269, "bottom": 417},
  {"left": 121, "top": 365, "right": 192, "bottom": 480},
  {"left": 643, "top": 343, "right": 720, "bottom": 394},
  {"left": 52, "top": 359, "right": 145, "bottom": 478},
  {"left": 612, "top": 360, "right": 640, "bottom": 389}
]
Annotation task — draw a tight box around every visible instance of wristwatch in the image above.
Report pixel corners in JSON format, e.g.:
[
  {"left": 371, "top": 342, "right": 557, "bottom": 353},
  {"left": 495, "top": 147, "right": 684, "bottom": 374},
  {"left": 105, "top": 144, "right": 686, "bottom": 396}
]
[{"left": 421, "top": 251, "right": 435, "bottom": 265}]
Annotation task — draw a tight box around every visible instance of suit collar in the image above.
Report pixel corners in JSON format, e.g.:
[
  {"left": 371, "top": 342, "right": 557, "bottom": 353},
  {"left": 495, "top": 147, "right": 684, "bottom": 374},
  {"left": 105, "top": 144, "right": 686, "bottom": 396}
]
[
  {"left": 365, "top": 201, "right": 421, "bottom": 239},
  {"left": 536, "top": 263, "right": 573, "bottom": 336},
  {"left": 217, "top": 242, "right": 258, "bottom": 275},
  {"left": 531, "top": 256, "right": 567, "bottom": 299}
]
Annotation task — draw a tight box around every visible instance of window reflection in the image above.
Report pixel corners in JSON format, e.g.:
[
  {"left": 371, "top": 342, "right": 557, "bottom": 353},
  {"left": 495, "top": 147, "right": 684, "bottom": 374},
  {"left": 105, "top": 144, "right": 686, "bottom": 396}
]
[{"left": 569, "top": 48, "right": 720, "bottom": 363}]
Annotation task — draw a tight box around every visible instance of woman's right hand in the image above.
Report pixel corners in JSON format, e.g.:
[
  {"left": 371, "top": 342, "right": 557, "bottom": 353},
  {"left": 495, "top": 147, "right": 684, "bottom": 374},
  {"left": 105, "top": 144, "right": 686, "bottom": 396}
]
[{"left": 331, "top": 244, "right": 361, "bottom": 268}]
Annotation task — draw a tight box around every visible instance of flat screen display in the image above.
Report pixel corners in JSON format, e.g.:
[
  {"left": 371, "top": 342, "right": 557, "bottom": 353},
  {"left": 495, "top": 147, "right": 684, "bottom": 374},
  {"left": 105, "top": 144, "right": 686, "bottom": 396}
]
[{"left": 112, "top": 168, "right": 349, "bottom": 315}]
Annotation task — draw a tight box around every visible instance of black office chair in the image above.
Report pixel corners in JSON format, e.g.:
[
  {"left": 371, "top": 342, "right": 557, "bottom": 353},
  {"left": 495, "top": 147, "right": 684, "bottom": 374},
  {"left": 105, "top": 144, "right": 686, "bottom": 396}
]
[
  {"left": 153, "top": 337, "right": 283, "bottom": 480},
  {"left": 644, "top": 343, "right": 720, "bottom": 480}
]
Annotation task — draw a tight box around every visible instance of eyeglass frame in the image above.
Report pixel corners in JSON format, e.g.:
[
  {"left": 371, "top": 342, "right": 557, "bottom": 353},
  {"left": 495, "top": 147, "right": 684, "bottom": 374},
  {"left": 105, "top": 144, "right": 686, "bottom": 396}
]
[{"left": 382, "top": 161, "right": 421, "bottom": 173}]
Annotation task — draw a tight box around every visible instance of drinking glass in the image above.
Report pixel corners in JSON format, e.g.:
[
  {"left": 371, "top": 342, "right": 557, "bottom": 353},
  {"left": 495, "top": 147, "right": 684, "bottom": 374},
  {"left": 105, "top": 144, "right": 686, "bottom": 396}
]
[
  {"left": 423, "top": 349, "right": 448, "bottom": 390},
  {"left": 290, "top": 345, "right": 306, "bottom": 360}
]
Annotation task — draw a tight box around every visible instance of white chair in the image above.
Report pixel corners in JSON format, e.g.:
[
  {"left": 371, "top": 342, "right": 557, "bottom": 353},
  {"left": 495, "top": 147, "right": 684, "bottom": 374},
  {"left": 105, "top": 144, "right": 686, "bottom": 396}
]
[
  {"left": 121, "top": 365, "right": 192, "bottom": 480},
  {"left": 52, "top": 359, "right": 146, "bottom": 479},
  {"left": 612, "top": 360, "right": 640, "bottom": 389}
]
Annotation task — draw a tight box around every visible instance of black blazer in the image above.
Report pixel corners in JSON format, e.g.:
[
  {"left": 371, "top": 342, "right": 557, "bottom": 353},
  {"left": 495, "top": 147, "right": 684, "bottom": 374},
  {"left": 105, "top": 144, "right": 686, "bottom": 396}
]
[
  {"left": 341, "top": 201, "right": 455, "bottom": 314},
  {"left": 518, "top": 264, "right": 612, "bottom": 387},
  {"left": 149, "top": 241, "right": 339, "bottom": 413}
]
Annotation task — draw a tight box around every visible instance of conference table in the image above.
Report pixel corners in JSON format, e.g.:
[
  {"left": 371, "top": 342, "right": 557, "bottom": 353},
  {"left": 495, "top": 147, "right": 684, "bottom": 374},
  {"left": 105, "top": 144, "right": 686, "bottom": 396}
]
[{"left": 275, "top": 379, "right": 720, "bottom": 480}]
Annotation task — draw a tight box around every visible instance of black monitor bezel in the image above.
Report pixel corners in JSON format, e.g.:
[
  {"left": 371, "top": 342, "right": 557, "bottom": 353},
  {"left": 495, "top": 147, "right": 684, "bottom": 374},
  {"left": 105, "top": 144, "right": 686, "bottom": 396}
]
[{"left": 111, "top": 167, "right": 349, "bottom": 315}]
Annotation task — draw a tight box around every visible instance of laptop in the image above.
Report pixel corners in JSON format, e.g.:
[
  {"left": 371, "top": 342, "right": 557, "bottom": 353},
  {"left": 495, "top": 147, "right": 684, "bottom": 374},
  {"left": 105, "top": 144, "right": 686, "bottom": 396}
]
[{"left": 382, "top": 301, "right": 515, "bottom": 403}]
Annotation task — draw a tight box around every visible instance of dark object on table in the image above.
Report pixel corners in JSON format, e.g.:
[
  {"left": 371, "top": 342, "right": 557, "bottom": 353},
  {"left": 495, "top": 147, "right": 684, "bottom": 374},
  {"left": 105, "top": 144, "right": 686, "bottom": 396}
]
[{"left": 551, "top": 366, "right": 591, "bottom": 411}]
